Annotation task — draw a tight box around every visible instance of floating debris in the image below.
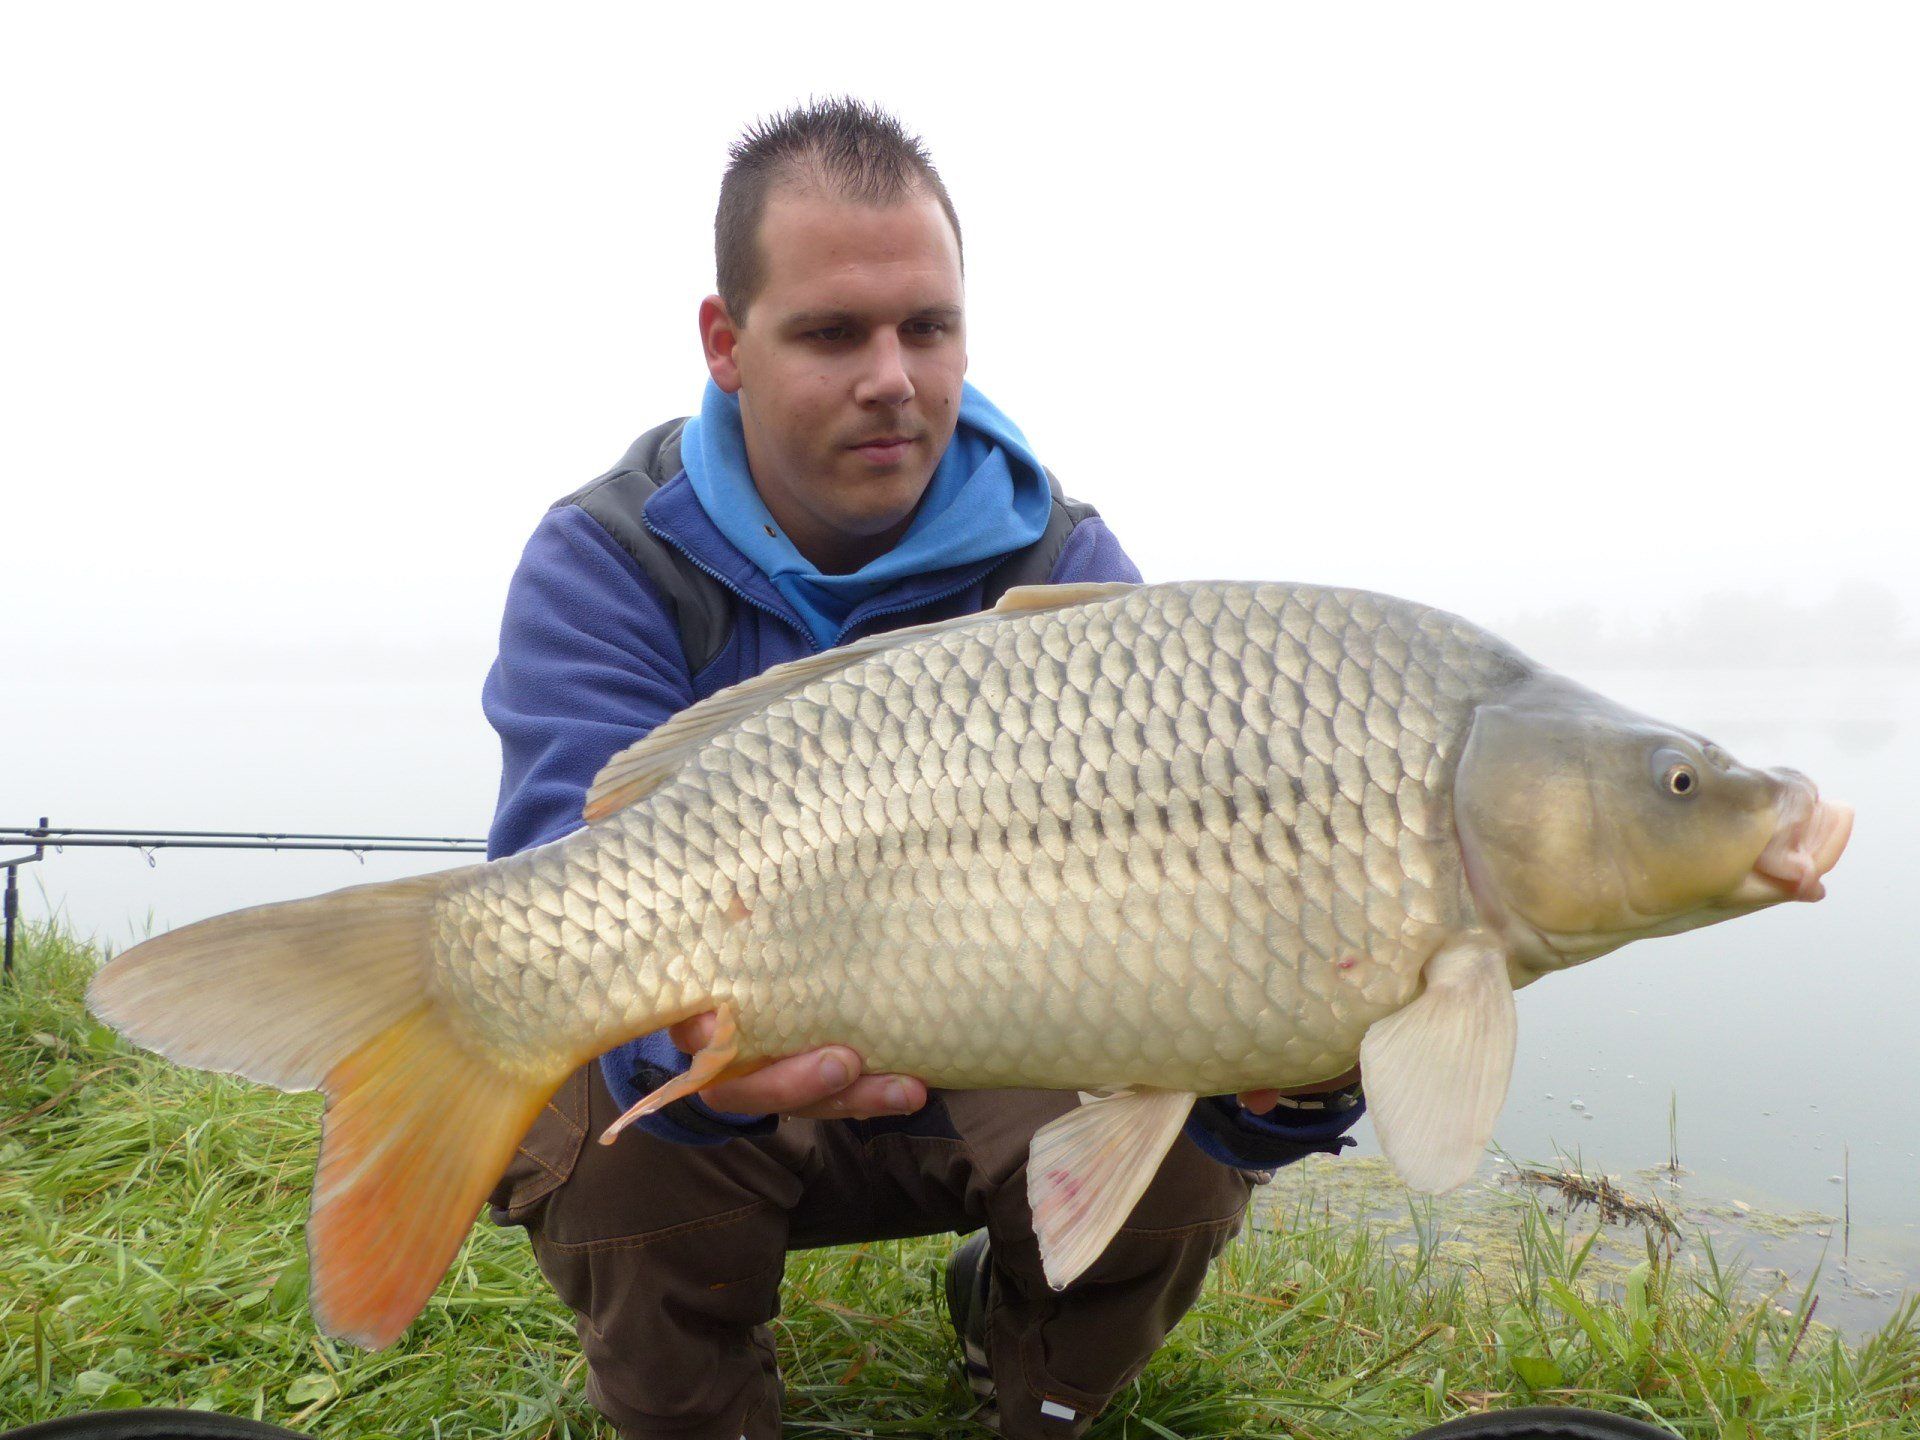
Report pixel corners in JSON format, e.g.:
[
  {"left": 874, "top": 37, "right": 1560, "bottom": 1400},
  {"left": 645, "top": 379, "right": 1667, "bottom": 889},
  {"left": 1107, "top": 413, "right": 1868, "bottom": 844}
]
[{"left": 1506, "top": 1163, "right": 1679, "bottom": 1238}]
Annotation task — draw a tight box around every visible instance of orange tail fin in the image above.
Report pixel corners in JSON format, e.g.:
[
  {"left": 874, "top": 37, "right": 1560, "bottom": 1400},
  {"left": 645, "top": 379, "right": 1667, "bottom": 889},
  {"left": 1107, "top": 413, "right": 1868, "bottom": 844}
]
[
  {"left": 309, "top": 1006, "right": 551, "bottom": 1346},
  {"left": 87, "top": 868, "right": 563, "bottom": 1348}
]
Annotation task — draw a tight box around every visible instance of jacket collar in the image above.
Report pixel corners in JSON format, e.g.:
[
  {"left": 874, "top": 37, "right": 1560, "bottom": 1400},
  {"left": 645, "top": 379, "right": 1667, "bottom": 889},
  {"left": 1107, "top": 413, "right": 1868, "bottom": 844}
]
[{"left": 641, "top": 471, "right": 1004, "bottom": 648}]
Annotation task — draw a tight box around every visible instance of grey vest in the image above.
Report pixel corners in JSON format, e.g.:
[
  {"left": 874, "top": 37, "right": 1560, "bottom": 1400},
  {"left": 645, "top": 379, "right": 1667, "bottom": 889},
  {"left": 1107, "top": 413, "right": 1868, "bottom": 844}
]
[{"left": 555, "top": 417, "right": 1102, "bottom": 674}]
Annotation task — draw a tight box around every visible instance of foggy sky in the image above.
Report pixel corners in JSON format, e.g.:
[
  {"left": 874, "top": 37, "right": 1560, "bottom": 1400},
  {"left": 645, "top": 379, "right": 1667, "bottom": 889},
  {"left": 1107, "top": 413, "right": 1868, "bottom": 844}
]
[{"left": 6, "top": 3, "right": 1917, "bottom": 685}]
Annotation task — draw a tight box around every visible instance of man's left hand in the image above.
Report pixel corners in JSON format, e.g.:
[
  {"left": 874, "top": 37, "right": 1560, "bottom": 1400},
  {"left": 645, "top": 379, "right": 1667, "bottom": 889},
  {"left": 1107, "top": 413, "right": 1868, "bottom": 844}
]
[{"left": 1238, "top": 1064, "right": 1362, "bottom": 1115}]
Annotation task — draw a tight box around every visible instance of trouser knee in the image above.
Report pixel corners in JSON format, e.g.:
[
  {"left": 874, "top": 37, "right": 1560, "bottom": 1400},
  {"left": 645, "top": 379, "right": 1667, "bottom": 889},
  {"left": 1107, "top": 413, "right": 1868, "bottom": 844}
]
[
  {"left": 984, "top": 1136, "right": 1254, "bottom": 1437},
  {"left": 530, "top": 1202, "right": 788, "bottom": 1437},
  {"left": 489, "top": 1064, "right": 801, "bottom": 1439}
]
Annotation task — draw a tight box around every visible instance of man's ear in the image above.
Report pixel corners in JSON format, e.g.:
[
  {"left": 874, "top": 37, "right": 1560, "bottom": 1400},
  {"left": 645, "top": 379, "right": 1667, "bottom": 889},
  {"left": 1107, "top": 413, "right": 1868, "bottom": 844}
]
[{"left": 699, "top": 295, "right": 744, "bottom": 393}]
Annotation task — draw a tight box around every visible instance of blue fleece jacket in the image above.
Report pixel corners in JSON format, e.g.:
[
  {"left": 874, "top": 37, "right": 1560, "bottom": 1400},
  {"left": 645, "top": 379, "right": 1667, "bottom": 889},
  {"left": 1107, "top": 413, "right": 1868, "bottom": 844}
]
[{"left": 483, "top": 400, "right": 1365, "bottom": 1171}]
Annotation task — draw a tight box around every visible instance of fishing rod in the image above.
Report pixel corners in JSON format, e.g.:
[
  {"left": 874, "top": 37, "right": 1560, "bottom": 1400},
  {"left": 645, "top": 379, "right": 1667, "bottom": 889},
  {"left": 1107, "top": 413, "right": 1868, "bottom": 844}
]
[
  {"left": 1, "top": 817, "right": 486, "bottom": 983},
  {"left": 2, "top": 825, "right": 484, "bottom": 845}
]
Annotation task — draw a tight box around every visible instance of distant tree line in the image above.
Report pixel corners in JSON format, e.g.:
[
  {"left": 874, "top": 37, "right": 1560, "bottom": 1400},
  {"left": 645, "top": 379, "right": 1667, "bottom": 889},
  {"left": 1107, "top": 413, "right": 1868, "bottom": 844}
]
[{"left": 1497, "top": 581, "right": 1919, "bottom": 668}]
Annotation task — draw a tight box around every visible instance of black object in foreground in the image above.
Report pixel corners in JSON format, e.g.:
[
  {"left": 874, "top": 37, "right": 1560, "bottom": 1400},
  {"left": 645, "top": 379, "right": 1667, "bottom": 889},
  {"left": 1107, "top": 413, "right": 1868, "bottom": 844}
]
[
  {"left": 0, "top": 1411, "right": 315, "bottom": 1439},
  {"left": 1, "top": 1404, "right": 1683, "bottom": 1440},
  {"left": 1406, "top": 1406, "right": 1681, "bottom": 1440}
]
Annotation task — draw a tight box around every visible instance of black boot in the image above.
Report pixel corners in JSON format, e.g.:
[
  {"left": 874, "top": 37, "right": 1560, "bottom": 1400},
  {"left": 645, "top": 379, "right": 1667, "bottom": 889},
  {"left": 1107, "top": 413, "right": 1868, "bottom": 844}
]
[{"left": 944, "top": 1229, "right": 997, "bottom": 1432}]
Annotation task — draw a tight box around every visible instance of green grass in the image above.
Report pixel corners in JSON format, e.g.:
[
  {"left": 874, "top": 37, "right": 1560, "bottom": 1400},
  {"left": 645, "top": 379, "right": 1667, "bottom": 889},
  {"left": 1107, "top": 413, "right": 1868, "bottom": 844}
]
[{"left": 4, "top": 921, "right": 1918, "bottom": 1438}]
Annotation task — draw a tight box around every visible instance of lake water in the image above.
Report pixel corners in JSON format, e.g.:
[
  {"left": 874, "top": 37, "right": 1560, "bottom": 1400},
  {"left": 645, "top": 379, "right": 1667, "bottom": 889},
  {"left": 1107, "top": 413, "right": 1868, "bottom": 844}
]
[{"left": 5, "top": 660, "right": 1915, "bottom": 1325}]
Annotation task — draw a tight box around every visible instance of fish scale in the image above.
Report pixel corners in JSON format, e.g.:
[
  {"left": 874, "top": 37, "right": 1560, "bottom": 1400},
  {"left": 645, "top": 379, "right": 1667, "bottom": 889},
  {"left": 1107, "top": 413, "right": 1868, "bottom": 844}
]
[{"left": 432, "top": 581, "right": 1527, "bottom": 1094}]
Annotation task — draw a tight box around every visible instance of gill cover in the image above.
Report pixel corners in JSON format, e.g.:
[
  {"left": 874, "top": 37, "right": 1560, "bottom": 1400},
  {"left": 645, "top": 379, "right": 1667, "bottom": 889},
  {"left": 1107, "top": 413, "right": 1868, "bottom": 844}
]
[{"left": 1453, "top": 676, "right": 1794, "bottom": 961}]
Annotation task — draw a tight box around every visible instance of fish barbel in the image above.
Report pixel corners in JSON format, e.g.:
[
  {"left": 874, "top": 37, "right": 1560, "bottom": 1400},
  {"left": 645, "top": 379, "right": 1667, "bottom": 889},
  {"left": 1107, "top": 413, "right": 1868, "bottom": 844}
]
[{"left": 87, "top": 580, "right": 1852, "bottom": 1347}]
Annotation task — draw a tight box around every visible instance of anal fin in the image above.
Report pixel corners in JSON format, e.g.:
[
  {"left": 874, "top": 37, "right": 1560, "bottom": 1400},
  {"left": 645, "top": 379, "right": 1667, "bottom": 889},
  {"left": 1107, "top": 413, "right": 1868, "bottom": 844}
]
[
  {"left": 598, "top": 1002, "right": 743, "bottom": 1144},
  {"left": 1027, "top": 1088, "right": 1196, "bottom": 1290}
]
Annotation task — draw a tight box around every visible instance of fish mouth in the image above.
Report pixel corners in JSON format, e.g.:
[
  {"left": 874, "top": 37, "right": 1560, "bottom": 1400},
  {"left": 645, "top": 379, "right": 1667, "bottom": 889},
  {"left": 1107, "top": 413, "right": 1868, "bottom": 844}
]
[{"left": 1741, "top": 775, "right": 1853, "bottom": 903}]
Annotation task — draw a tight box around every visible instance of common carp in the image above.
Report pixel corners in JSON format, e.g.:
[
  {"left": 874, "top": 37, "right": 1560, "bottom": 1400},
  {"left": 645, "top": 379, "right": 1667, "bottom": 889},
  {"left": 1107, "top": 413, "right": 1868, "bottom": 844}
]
[{"left": 87, "top": 580, "right": 1852, "bottom": 1347}]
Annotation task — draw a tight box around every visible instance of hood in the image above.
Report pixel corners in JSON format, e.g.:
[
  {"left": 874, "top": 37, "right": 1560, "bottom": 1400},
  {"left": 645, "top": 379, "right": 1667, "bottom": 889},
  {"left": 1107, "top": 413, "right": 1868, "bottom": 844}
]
[{"left": 680, "top": 379, "right": 1054, "bottom": 648}]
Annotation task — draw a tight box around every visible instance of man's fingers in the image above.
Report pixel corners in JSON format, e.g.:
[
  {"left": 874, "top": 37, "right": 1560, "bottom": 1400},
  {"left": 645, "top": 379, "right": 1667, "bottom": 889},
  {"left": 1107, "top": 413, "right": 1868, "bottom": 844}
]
[
  {"left": 669, "top": 1011, "right": 718, "bottom": 1054},
  {"left": 695, "top": 1047, "right": 856, "bottom": 1115},
  {"left": 695, "top": 1046, "right": 927, "bottom": 1121},
  {"left": 665, "top": 1017, "right": 928, "bottom": 1121},
  {"left": 788, "top": 1073, "right": 929, "bottom": 1121}
]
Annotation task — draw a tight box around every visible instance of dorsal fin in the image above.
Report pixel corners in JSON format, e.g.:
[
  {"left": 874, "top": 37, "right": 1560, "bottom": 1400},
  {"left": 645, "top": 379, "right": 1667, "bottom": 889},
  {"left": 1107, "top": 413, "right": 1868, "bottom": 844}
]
[
  {"left": 994, "top": 581, "right": 1138, "bottom": 613},
  {"left": 582, "top": 581, "right": 1139, "bottom": 823}
]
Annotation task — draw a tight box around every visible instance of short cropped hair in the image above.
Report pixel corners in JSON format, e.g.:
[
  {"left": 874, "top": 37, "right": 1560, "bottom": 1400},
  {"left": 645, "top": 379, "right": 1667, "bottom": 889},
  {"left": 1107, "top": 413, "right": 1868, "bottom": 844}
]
[{"left": 715, "top": 97, "right": 963, "bottom": 324}]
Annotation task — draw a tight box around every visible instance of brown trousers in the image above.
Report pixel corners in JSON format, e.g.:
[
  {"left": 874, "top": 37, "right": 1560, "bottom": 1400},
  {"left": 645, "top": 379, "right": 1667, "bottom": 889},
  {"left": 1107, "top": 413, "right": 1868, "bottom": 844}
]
[{"left": 487, "top": 1063, "right": 1253, "bottom": 1440}]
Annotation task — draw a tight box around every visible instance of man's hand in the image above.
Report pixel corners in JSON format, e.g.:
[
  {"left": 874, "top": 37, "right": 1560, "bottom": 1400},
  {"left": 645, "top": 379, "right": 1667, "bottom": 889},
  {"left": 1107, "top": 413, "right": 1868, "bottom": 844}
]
[
  {"left": 1238, "top": 1064, "right": 1363, "bottom": 1116},
  {"left": 669, "top": 1011, "right": 929, "bottom": 1121}
]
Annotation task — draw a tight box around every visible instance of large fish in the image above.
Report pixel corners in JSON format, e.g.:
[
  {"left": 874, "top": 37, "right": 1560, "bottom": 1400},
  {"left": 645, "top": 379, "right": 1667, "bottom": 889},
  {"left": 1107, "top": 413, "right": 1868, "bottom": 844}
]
[{"left": 87, "top": 581, "right": 1851, "bottom": 1348}]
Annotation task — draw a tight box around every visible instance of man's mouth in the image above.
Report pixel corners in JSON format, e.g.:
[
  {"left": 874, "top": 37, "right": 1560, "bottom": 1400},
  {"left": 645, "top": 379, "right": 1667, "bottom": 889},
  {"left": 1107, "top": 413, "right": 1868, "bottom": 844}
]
[{"left": 851, "top": 435, "right": 914, "bottom": 464}]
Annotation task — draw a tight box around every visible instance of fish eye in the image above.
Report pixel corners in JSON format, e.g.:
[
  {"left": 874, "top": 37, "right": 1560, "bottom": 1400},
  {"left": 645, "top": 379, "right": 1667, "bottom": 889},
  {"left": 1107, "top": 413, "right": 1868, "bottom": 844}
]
[{"left": 1665, "top": 763, "right": 1699, "bottom": 797}]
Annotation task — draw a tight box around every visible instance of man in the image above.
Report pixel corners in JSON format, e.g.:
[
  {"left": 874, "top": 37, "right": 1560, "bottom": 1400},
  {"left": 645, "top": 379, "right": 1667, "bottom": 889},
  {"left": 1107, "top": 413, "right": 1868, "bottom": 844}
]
[{"left": 483, "top": 99, "right": 1365, "bottom": 1440}]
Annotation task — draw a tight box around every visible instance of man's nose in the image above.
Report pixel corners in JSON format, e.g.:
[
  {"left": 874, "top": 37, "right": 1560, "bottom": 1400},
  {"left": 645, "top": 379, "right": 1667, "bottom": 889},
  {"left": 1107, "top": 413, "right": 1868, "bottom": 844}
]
[{"left": 852, "top": 332, "right": 914, "bottom": 407}]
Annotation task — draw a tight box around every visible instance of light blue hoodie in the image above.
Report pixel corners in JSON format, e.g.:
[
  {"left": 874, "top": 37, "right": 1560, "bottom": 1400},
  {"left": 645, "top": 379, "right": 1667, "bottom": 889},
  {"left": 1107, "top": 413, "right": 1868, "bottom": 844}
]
[{"left": 680, "top": 379, "right": 1054, "bottom": 649}]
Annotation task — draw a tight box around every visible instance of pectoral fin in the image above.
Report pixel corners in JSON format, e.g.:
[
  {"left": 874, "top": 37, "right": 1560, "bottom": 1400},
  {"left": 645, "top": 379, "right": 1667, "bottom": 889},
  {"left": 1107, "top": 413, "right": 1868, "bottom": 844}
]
[
  {"left": 1359, "top": 934, "right": 1517, "bottom": 1192},
  {"left": 1026, "top": 1088, "right": 1196, "bottom": 1290}
]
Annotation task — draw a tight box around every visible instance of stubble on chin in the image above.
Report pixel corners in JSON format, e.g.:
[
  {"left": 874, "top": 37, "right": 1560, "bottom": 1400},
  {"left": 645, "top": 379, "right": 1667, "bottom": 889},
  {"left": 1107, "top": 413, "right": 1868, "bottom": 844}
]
[{"left": 825, "top": 463, "right": 932, "bottom": 539}]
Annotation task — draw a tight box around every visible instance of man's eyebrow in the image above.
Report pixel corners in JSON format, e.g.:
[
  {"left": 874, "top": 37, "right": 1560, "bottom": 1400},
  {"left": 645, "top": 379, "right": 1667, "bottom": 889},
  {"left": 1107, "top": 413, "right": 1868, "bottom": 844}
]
[
  {"left": 782, "top": 305, "right": 963, "bottom": 328},
  {"left": 784, "top": 310, "right": 858, "bottom": 329}
]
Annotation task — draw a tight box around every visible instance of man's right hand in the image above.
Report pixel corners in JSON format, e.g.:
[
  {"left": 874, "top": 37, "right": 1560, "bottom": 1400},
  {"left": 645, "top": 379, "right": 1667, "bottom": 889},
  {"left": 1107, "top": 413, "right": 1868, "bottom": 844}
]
[{"left": 668, "top": 1011, "right": 928, "bottom": 1121}]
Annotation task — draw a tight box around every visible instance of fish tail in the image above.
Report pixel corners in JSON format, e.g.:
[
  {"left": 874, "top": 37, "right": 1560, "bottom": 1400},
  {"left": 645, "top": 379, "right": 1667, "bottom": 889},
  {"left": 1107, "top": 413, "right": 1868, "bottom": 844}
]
[{"left": 87, "top": 866, "right": 558, "bottom": 1349}]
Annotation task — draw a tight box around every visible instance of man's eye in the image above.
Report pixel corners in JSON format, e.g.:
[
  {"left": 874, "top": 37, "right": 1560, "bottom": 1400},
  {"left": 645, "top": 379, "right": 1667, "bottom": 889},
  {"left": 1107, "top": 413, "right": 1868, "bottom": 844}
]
[
  {"left": 808, "top": 327, "right": 851, "bottom": 342},
  {"left": 907, "top": 321, "right": 947, "bottom": 338}
]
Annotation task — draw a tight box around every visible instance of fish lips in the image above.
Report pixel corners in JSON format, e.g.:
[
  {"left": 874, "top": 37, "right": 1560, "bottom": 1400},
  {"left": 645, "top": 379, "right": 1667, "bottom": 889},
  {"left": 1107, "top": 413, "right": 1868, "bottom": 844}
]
[{"left": 1740, "top": 779, "right": 1854, "bottom": 904}]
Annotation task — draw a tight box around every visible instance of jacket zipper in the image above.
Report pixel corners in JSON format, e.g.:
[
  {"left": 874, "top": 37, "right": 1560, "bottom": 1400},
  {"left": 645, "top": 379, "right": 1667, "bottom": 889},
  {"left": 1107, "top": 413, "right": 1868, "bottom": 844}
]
[
  {"left": 645, "top": 514, "right": 1002, "bottom": 654},
  {"left": 841, "top": 566, "right": 1000, "bottom": 642},
  {"left": 642, "top": 514, "right": 822, "bottom": 652}
]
